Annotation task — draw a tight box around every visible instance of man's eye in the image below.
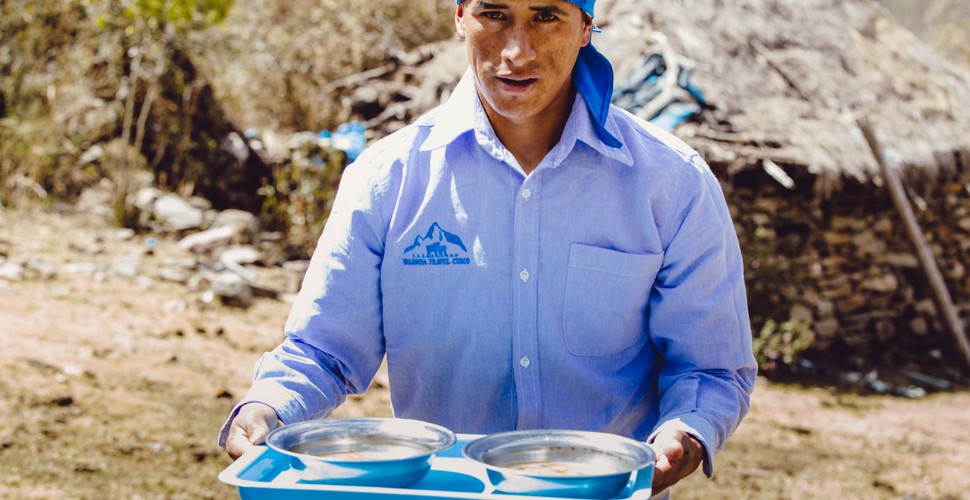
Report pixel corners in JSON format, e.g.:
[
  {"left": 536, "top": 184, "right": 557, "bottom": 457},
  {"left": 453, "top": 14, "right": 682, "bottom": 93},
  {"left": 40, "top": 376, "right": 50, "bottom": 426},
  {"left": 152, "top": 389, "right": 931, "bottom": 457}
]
[
  {"left": 535, "top": 12, "right": 558, "bottom": 22},
  {"left": 482, "top": 11, "right": 505, "bottom": 20}
]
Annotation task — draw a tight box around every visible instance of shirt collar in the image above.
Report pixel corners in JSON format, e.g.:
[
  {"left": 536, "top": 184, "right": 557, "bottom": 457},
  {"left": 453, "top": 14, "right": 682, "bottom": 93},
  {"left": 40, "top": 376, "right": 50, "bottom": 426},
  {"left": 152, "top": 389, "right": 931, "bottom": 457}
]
[
  {"left": 420, "top": 68, "right": 478, "bottom": 153},
  {"left": 421, "top": 67, "right": 633, "bottom": 168}
]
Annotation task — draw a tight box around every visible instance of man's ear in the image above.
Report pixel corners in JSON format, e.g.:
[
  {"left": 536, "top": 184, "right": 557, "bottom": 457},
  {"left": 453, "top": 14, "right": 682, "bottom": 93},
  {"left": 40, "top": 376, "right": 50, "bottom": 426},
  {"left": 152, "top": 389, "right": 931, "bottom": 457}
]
[
  {"left": 455, "top": 4, "right": 467, "bottom": 40},
  {"left": 580, "top": 14, "right": 593, "bottom": 47}
]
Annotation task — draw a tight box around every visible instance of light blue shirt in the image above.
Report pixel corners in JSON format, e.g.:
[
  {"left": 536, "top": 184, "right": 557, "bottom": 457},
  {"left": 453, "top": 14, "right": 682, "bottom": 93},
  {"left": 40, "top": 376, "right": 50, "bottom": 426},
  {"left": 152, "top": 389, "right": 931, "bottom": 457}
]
[{"left": 220, "top": 69, "right": 756, "bottom": 475}]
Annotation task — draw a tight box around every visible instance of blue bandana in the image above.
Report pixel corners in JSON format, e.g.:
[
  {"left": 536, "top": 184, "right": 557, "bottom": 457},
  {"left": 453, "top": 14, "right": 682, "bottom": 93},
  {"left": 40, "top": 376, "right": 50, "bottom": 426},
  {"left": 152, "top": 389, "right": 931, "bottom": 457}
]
[{"left": 456, "top": 0, "right": 620, "bottom": 148}]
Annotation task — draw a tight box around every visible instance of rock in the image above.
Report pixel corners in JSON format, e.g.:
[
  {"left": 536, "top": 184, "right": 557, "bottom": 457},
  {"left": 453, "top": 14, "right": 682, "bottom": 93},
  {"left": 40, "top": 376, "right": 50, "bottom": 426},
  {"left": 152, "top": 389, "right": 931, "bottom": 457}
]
[
  {"left": 76, "top": 144, "right": 104, "bottom": 166},
  {"left": 910, "top": 317, "right": 929, "bottom": 336},
  {"left": 914, "top": 299, "right": 937, "bottom": 316},
  {"left": 210, "top": 271, "right": 253, "bottom": 308},
  {"left": 164, "top": 299, "right": 188, "bottom": 313},
  {"left": 110, "top": 255, "right": 140, "bottom": 278},
  {"left": 113, "top": 228, "right": 136, "bottom": 241},
  {"left": 75, "top": 179, "right": 114, "bottom": 218},
  {"left": 814, "top": 318, "right": 839, "bottom": 339},
  {"left": 0, "top": 261, "right": 26, "bottom": 281},
  {"left": 831, "top": 216, "right": 866, "bottom": 231},
  {"left": 157, "top": 266, "right": 192, "bottom": 284},
  {"left": 815, "top": 299, "right": 836, "bottom": 318},
  {"left": 153, "top": 193, "right": 204, "bottom": 231},
  {"left": 822, "top": 231, "right": 852, "bottom": 246},
  {"left": 789, "top": 303, "right": 814, "bottom": 325},
  {"left": 836, "top": 294, "right": 867, "bottom": 314},
  {"left": 880, "top": 253, "right": 919, "bottom": 268},
  {"left": 860, "top": 273, "right": 899, "bottom": 294},
  {"left": 211, "top": 209, "right": 260, "bottom": 241},
  {"left": 61, "top": 262, "right": 98, "bottom": 275},
  {"left": 25, "top": 260, "right": 57, "bottom": 280},
  {"left": 851, "top": 230, "right": 886, "bottom": 255},
  {"left": 134, "top": 187, "right": 163, "bottom": 211},
  {"left": 177, "top": 225, "right": 238, "bottom": 253},
  {"left": 220, "top": 245, "right": 261, "bottom": 266}
]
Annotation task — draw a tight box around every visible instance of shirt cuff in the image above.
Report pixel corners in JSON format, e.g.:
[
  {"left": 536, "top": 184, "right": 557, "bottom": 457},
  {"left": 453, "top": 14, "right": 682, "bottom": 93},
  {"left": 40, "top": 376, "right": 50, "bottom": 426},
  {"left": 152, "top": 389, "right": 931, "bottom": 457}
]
[
  {"left": 647, "top": 416, "right": 717, "bottom": 477},
  {"left": 215, "top": 384, "right": 313, "bottom": 449}
]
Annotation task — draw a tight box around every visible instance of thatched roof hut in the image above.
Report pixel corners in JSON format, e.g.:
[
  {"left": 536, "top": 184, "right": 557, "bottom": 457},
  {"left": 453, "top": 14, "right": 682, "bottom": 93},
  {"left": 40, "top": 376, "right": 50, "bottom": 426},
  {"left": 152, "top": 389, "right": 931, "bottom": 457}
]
[{"left": 594, "top": 0, "right": 970, "bottom": 196}]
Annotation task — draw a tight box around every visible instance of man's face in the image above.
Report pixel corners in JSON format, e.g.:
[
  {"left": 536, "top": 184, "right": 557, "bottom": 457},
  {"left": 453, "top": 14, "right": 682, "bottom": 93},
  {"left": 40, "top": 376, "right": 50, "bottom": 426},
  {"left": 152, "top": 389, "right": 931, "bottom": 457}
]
[{"left": 455, "top": 0, "right": 592, "bottom": 125}]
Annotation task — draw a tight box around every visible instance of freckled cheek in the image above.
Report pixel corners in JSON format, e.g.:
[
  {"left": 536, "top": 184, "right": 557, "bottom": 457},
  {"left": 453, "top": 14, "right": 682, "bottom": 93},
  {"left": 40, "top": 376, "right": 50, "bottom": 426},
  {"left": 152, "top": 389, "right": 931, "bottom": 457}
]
[
  {"left": 469, "top": 36, "right": 503, "bottom": 66},
  {"left": 543, "top": 46, "right": 574, "bottom": 77}
]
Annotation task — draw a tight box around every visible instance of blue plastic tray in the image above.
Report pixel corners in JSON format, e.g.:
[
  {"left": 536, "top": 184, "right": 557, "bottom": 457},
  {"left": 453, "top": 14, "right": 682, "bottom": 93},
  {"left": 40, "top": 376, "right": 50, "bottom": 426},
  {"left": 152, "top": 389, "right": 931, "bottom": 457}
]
[{"left": 219, "top": 435, "right": 654, "bottom": 499}]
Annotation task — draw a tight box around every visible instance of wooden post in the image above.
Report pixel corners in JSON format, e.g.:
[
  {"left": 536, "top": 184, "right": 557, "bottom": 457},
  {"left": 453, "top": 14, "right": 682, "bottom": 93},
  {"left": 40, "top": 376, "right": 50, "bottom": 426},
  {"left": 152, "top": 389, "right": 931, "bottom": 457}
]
[{"left": 858, "top": 118, "right": 970, "bottom": 371}]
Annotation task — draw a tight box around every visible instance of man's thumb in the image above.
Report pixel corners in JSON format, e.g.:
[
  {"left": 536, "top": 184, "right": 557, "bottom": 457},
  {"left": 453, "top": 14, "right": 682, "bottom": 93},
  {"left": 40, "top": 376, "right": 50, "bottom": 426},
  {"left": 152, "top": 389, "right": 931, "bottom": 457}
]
[{"left": 249, "top": 426, "right": 267, "bottom": 444}]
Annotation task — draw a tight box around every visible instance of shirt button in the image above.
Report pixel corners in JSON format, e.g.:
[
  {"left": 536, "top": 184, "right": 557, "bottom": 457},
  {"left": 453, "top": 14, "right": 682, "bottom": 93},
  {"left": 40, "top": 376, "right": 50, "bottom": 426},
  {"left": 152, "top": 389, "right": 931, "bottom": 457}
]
[
  {"left": 519, "top": 356, "right": 531, "bottom": 368},
  {"left": 521, "top": 189, "right": 532, "bottom": 200},
  {"left": 519, "top": 269, "right": 530, "bottom": 282}
]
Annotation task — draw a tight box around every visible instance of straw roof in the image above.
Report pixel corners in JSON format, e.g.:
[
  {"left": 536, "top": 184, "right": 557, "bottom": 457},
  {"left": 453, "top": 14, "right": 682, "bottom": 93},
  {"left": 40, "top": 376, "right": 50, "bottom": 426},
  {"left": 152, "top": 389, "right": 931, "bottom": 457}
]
[{"left": 591, "top": 0, "right": 970, "bottom": 194}]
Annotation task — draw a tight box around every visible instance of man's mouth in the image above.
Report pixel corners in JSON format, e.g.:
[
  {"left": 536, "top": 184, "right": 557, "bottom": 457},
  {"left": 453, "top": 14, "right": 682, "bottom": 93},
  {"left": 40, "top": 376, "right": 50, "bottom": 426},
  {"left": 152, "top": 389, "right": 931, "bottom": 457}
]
[{"left": 496, "top": 76, "right": 537, "bottom": 90}]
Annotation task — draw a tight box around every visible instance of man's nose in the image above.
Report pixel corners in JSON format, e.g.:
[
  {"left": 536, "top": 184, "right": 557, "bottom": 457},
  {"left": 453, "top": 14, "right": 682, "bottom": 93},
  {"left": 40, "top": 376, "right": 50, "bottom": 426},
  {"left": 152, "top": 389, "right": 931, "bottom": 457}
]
[{"left": 501, "top": 24, "right": 537, "bottom": 68}]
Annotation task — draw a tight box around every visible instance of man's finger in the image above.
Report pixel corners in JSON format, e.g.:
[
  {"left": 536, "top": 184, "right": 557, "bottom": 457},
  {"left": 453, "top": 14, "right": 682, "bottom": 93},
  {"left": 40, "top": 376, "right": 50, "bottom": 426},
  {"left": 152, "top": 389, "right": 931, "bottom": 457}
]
[{"left": 225, "top": 427, "right": 256, "bottom": 460}]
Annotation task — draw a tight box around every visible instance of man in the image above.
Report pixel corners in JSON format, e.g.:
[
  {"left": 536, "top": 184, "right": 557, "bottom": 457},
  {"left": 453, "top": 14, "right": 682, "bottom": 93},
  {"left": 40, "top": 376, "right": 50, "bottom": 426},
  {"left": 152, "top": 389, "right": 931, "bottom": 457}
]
[{"left": 220, "top": 0, "right": 756, "bottom": 495}]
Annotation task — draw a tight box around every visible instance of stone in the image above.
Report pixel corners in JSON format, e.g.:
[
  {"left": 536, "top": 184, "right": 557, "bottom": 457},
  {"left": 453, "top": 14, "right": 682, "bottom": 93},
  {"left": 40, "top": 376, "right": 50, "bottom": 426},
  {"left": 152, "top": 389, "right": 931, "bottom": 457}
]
[
  {"left": 75, "top": 179, "right": 114, "bottom": 218},
  {"left": 177, "top": 225, "right": 238, "bottom": 253},
  {"left": 61, "top": 263, "right": 98, "bottom": 275},
  {"left": 860, "top": 273, "right": 899, "bottom": 294},
  {"left": 220, "top": 245, "right": 261, "bottom": 266},
  {"left": 211, "top": 209, "right": 260, "bottom": 241},
  {"left": 910, "top": 316, "right": 929, "bottom": 336},
  {"left": 134, "top": 187, "right": 163, "bottom": 211},
  {"left": 851, "top": 231, "right": 886, "bottom": 255},
  {"left": 210, "top": 271, "right": 253, "bottom": 308},
  {"left": 914, "top": 299, "right": 937, "bottom": 317},
  {"left": 153, "top": 193, "right": 204, "bottom": 231},
  {"left": 158, "top": 267, "right": 192, "bottom": 284},
  {"left": 814, "top": 318, "right": 839, "bottom": 339},
  {"left": 113, "top": 228, "right": 136, "bottom": 241},
  {"left": 789, "top": 303, "right": 814, "bottom": 325},
  {"left": 836, "top": 294, "right": 867, "bottom": 314},
  {"left": 831, "top": 216, "right": 866, "bottom": 231},
  {"left": 110, "top": 256, "right": 140, "bottom": 278},
  {"left": 822, "top": 231, "right": 851, "bottom": 246},
  {"left": 880, "top": 253, "right": 919, "bottom": 268},
  {"left": 0, "top": 261, "right": 25, "bottom": 281},
  {"left": 25, "top": 260, "right": 57, "bottom": 280},
  {"left": 815, "top": 299, "right": 835, "bottom": 318}
]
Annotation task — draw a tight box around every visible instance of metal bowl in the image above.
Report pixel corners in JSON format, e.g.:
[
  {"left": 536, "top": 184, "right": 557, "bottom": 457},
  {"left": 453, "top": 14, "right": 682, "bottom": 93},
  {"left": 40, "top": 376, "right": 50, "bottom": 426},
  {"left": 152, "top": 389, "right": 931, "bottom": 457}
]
[
  {"left": 265, "top": 417, "right": 456, "bottom": 487},
  {"left": 463, "top": 430, "right": 655, "bottom": 499}
]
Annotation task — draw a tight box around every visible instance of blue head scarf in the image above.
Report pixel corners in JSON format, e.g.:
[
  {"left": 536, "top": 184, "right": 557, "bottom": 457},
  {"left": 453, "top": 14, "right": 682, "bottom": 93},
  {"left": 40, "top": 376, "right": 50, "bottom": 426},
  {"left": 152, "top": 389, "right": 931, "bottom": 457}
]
[{"left": 456, "top": 0, "right": 621, "bottom": 148}]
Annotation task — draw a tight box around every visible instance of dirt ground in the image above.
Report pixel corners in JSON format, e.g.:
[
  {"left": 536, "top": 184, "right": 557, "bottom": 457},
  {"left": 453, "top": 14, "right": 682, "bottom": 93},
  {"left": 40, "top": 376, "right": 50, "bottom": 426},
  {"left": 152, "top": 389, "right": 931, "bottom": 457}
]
[{"left": 1, "top": 206, "right": 968, "bottom": 499}]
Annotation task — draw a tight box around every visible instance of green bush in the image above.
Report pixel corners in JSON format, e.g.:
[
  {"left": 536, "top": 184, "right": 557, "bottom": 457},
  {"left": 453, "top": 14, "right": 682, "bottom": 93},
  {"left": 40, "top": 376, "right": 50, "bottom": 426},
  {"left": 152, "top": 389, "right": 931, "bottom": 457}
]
[{"left": 752, "top": 318, "right": 815, "bottom": 373}]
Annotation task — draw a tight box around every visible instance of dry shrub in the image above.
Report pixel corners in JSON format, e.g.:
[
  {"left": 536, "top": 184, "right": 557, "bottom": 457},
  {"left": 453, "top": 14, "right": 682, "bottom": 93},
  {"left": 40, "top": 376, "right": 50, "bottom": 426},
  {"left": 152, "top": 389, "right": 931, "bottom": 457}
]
[
  {"left": 0, "top": 0, "right": 121, "bottom": 206},
  {"left": 190, "top": 0, "right": 456, "bottom": 133},
  {"left": 1, "top": 0, "right": 455, "bottom": 212}
]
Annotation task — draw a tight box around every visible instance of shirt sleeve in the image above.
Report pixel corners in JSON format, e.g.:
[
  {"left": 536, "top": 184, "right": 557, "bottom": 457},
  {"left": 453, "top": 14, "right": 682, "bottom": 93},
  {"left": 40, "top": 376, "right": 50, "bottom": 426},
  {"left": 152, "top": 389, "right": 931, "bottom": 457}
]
[
  {"left": 218, "top": 159, "right": 389, "bottom": 448},
  {"left": 647, "top": 153, "right": 758, "bottom": 476}
]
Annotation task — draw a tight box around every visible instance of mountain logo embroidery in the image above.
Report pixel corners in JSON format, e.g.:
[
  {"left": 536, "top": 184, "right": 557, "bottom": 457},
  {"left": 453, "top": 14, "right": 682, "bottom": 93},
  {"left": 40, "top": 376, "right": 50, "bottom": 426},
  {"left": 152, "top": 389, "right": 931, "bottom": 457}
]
[{"left": 403, "top": 222, "right": 471, "bottom": 266}]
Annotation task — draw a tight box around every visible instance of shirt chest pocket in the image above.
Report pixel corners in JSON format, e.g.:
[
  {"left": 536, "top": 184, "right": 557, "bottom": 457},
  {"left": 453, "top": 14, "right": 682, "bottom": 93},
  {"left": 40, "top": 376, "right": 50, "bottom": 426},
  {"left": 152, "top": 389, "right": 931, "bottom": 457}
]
[{"left": 562, "top": 244, "right": 664, "bottom": 357}]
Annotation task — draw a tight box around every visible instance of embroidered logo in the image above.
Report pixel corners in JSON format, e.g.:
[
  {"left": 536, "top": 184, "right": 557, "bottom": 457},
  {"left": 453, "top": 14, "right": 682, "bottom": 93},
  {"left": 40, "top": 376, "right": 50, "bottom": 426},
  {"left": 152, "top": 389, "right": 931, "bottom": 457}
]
[{"left": 403, "top": 222, "right": 471, "bottom": 266}]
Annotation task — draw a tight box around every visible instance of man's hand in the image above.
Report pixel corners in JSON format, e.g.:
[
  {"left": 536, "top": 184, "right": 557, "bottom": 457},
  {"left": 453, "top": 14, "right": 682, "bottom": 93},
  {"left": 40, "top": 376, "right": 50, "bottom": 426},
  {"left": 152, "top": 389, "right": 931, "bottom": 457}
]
[
  {"left": 224, "top": 402, "right": 281, "bottom": 460},
  {"left": 649, "top": 429, "right": 705, "bottom": 494}
]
